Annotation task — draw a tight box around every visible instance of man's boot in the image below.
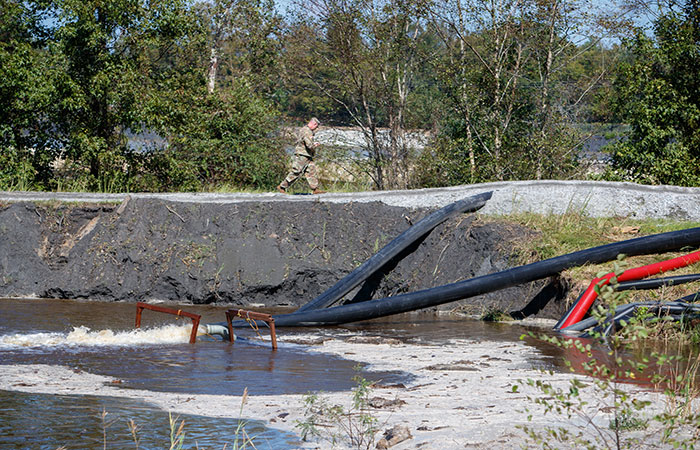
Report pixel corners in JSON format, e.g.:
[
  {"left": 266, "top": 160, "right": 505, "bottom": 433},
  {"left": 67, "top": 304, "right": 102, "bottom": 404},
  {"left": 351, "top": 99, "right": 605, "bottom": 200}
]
[
  {"left": 277, "top": 185, "right": 287, "bottom": 194},
  {"left": 312, "top": 188, "right": 326, "bottom": 194}
]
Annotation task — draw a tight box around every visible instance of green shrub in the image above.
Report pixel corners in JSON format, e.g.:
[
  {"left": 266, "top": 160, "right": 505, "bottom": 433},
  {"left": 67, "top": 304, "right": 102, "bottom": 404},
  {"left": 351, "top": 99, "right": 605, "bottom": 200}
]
[{"left": 517, "top": 258, "right": 700, "bottom": 449}]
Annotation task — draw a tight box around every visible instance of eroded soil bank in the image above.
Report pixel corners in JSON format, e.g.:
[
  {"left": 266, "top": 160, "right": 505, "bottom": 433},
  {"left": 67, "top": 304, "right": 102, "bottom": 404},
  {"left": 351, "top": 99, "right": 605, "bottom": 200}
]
[{"left": 0, "top": 197, "right": 565, "bottom": 319}]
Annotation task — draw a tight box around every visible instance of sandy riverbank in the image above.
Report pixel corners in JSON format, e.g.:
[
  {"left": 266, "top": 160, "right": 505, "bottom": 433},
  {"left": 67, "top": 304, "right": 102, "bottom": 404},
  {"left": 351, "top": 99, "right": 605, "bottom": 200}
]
[{"left": 0, "top": 324, "right": 663, "bottom": 449}]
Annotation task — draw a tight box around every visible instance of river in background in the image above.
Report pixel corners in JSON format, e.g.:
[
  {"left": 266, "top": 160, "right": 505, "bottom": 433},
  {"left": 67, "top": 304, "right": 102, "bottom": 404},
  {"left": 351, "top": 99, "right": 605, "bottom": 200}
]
[{"left": 0, "top": 297, "right": 568, "bottom": 449}]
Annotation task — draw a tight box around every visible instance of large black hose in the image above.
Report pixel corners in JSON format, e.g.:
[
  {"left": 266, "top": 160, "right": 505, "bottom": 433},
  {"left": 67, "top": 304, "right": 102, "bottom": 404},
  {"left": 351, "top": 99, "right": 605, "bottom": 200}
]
[
  {"left": 264, "top": 226, "right": 700, "bottom": 326},
  {"left": 295, "top": 191, "right": 493, "bottom": 312}
]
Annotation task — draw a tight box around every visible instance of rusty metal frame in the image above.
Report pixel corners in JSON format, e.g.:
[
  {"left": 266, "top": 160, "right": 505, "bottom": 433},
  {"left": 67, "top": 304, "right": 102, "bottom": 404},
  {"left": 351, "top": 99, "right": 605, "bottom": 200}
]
[
  {"left": 226, "top": 309, "right": 277, "bottom": 350},
  {"left": 135, "top": 302, "right": 201, "bottom": 344}
]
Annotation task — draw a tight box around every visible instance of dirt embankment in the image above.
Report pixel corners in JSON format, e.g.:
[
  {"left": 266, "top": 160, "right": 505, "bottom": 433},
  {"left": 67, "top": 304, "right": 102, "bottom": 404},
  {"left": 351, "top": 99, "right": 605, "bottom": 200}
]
[{"left": 0, "top": 197, "right": 565, "bottom": 318}]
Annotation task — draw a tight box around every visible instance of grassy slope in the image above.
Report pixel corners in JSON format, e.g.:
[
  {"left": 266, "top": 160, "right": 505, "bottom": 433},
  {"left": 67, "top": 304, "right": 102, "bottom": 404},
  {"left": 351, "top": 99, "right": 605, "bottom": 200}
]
[{"left": 480, "top": 213, "right": 700, "bottom": 308}]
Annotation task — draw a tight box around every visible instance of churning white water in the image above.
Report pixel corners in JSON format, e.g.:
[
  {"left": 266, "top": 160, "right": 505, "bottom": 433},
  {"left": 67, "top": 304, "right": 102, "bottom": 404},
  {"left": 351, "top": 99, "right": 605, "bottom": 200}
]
[
  {"left": 0, "top": 324, "right": 194, "bottom": 348},
  {"left": 0, "top": 298, "right": 409, "bottom": 398}
]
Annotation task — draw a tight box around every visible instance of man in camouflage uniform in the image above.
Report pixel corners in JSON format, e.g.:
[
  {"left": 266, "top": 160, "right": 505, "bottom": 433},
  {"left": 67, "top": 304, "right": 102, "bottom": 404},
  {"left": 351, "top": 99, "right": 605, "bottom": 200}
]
[{"left": 277, "top": 117, "right": 325, "bottom": 194}]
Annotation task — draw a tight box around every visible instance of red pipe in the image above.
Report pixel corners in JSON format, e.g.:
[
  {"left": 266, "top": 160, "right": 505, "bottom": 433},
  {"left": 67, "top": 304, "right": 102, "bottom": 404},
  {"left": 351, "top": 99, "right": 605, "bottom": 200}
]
[{"left": 559, "top": 250, "right": 700, "bottom": 330}]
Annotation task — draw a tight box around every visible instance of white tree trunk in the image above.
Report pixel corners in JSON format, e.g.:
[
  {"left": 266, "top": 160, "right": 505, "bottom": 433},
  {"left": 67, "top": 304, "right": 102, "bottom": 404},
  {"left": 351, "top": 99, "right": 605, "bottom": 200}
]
[{"left": 207, "top": 46, "right": 219, "bottom": 94}]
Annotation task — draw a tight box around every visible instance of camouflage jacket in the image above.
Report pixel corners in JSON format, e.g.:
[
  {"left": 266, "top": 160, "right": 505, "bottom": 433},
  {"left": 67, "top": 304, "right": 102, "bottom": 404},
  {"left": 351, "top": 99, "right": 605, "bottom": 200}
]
[{"left": 294, "top": 125, "right": 316, "bottom": 158}]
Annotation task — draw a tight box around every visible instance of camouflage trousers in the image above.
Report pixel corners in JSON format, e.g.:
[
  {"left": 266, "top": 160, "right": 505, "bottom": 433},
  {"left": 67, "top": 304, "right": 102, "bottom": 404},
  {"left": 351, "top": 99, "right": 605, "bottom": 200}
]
[{"left": 280, "top": 154, "right": 319, "bottom": 190}]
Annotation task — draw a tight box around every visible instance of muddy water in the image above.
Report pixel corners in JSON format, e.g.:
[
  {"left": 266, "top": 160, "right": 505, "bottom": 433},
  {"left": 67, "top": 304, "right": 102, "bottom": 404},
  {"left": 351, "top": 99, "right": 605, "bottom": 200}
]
[
  {"left": 340, "top": 313, "right": 542, "bottom": 343},
  {"left": 0, "top": 298, "right": 410, "bottom": 395},
  {"left": 0, "top": 297, "right": 556, "bottom": 449}
]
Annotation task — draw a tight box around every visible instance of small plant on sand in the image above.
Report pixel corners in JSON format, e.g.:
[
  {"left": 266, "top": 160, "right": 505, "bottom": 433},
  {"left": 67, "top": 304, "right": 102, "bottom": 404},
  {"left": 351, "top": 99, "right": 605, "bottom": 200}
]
[
  {"left": 296, "top": 372, "right": 379, "bottom": 450},
  {"left": 517, "top": 258, "right": 700, "bottom": 449}
]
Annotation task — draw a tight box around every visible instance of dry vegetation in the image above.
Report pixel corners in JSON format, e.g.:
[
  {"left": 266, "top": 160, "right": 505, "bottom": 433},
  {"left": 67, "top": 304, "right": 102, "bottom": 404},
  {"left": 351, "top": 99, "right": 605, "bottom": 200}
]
[{"left": 480, "top": 212, "right": 700, "bottom": 309}]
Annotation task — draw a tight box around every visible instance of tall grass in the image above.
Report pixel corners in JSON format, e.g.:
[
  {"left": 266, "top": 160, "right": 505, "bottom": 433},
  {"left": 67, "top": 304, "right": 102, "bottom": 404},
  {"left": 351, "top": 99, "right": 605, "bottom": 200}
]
[
  {"left": 88, "top": 391, "right": 258, "bottom": 450},
  {"left": 479, "top": 212, "right": 700, "bottom": 306}
]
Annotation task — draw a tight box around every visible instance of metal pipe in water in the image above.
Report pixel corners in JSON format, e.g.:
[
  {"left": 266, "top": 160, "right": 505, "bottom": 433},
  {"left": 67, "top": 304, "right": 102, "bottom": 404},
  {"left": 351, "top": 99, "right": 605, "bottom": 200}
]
[{"left": 199, "top": 324, "right": 232, "bottom": 341}]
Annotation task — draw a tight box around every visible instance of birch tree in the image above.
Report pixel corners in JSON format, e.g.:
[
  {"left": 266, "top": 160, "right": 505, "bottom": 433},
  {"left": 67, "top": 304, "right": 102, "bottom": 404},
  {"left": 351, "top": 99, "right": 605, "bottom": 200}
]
[
  {"left": 202, "top": 0, "right": 280, "bottom": 94},
  {"left": 429, "top": 0, "right": 530, "bottom": 180},
  {"left": 428, "top": 0, "right": 614, "bottom": 182},
  {"left": 284, "top": 0, "right": 430, "bottom": 189}
]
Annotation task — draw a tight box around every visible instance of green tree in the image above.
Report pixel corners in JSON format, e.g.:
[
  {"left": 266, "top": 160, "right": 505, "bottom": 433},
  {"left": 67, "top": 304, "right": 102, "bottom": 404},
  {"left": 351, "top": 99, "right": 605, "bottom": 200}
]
[
  {"left": 283, "top": 0, "right": 433, "bottom": 190},
  {"left": 139, "top": 0, "right": 285, "bottom": 191},
  {"left": 428, "top": 0, "right": 531, "bottom": 182},
  {"left": 280, "top": 17, "right": 348, "bottom": 123},
  {"left": 47, "top": 0, "right": 198, "bottom": 191},
  {"left": 0, "top": 0, "right": 285, "bottom": 192},
  {"left": 609, "top": 1, "right": 700, "bottom": 186},
  {"left": 200, "top": 0, "right": 282, "bottom": 96},
  {"left": 423, "top": 0, "right": 603, "bottom": 186},
  {"left": 0, "top": 0, "right": 58, "bottom": 189},
  {"left": 156, "top": 81, "right": 286, "bottom": 191}
]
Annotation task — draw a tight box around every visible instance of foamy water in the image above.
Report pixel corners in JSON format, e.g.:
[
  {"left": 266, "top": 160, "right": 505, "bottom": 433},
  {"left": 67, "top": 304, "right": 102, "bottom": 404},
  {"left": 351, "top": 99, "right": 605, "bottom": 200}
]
[{"left": 0, "top": 324, "right": 194, "bottom": 348}]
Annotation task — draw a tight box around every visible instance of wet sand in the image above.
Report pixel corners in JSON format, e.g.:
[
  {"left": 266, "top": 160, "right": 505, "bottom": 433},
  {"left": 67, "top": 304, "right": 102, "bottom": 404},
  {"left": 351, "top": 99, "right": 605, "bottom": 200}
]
[{"left": 0, "top": 323, "right": 663, "bottom": 449}]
